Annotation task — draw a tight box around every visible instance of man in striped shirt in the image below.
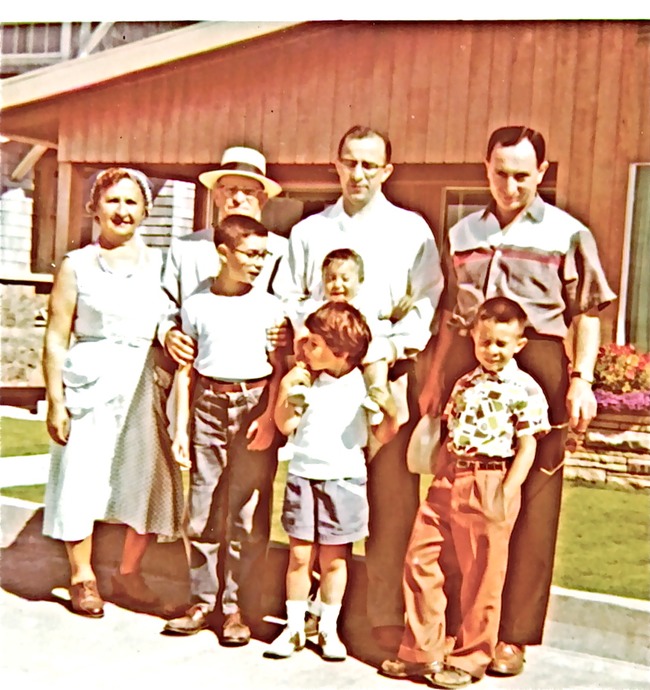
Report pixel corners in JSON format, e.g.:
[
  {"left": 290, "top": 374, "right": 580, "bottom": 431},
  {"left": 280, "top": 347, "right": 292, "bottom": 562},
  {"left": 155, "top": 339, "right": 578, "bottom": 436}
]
[{"left": 419, "top": 125, "right": 616, "bottom": 677}]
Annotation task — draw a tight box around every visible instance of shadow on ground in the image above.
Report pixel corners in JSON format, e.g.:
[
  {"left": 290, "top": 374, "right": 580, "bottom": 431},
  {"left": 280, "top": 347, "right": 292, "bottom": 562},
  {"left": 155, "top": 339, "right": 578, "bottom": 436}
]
[{"left": 0, "top": 507, "right": 390, "bottom": 671}]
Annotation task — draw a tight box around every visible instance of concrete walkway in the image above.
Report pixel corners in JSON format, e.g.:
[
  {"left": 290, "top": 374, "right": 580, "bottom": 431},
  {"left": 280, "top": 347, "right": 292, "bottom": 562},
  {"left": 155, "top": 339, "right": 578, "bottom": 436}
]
[
  {"left": 1, "top": 407, "right": 649, "bottom": 688},
  {"left": 1, "top": 498, "right": 649, "bottom": 690}
]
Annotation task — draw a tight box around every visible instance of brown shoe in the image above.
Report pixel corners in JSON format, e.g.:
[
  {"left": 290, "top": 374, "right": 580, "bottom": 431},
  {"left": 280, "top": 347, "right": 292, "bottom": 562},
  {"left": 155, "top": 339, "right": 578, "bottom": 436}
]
[
  {"left": 221, "top": 611, "right": 251, "bottom": 646},
  {"left": 487, "top": 642, "right": 525, "bottom": 676},
  {"left": 163, "top": 604, "right": 211, "bottom": 635},
  {"left": 431, "top": 666, "right": 475, "bottom": 688},
  {"left": 69, "top": 580, "right": 105, "bottom": 618},
  {"left": 380, "top": 658, "right": 444, "bottom": 679},
  {"left": 304, "top": 611, "right": 319, "bottom": 638},
  {"left": 111, "top": 571, "right": 160, "bottom": 608},
  {"left": 372, "top": 625, "right": 405, "bottom": 653}
]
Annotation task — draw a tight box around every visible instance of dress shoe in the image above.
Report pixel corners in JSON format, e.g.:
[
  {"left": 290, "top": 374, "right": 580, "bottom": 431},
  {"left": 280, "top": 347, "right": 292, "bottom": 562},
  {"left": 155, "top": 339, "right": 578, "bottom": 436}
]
[
  {"left": 69, "top": 580, "right": 105, "bottom": 618},
  {"left": 163, "top": 604, "right": 210, "bottom": 635},
  {"left": 430, "top": 666, "right": 474, "bottom": 688},
  {"left": 487, "top": 642, "right": 525, "bottom": 676},
  {"left": 111, "top": 571, "right": 160, "bottom": 608},
  {"left": 379, "top": 658, "right": 444, "bottom": 679},
  {"left": 372, "top": 625, "right": 405, "bottom": 652},
  {"left": 304, "top": 612, "right": 320, "bottom": 638},
  {"left": 221, "top": 611, "right": 251, "bottom": 646}
]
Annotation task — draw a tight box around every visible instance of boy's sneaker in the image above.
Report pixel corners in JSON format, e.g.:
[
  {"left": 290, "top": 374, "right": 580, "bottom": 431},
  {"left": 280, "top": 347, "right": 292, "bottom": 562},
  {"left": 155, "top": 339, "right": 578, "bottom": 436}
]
[
  {"left": 319, "top": 631, "right": 347, "bottom": 661},
  {"left": 263, "top": 627, "right": 306, "bottom": 659}
]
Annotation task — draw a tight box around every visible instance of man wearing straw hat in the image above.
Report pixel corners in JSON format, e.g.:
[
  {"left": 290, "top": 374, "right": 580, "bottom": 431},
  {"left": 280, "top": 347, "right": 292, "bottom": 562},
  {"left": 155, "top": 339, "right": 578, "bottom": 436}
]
[{"left": 155, "top": 146, "right": 285, "bottom": 644}]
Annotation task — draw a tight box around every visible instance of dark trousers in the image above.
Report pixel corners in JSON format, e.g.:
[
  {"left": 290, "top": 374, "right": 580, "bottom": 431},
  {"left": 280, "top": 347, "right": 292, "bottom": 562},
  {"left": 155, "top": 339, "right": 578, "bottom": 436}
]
[
  {"left": 440, "top": 334, "right": 569, "bottom": 645},
  {"left": 365, "top": 364, "right": 421, "bottom": 628}
]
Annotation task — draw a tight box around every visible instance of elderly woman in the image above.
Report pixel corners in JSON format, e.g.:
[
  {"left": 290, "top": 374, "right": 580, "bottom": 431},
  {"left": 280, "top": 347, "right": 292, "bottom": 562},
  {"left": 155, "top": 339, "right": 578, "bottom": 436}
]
[{"left": 42, "top": 168, "right": 184, "bottom": 618}]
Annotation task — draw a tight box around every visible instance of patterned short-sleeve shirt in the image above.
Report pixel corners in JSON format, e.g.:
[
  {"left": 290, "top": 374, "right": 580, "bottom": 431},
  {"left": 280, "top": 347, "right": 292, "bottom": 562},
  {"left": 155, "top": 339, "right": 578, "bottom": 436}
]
[{"left": 444, "top": 359, "right": 551, "bottom": 459}]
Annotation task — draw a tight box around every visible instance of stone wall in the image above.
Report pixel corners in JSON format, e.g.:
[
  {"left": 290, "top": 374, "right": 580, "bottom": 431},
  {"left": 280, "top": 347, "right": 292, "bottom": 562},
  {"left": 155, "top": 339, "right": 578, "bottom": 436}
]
[
  {"left": 0, "top": 283, "right": 47, "bottom": 387},
  {"left": 565, "top": 412, "right": 650, "bottom": 490}
]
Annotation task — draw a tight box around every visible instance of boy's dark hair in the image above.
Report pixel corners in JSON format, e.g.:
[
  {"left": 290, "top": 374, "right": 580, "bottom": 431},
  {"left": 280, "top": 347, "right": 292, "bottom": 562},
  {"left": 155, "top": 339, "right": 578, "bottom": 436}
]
[
  {"left": 486, "top": 126, "right": 546, "bottom": 167},
  {"left": 337, "top": 125, "right": 392, "bottom": 164},
  {"left": 474, "top": 297, "right": 528, "bottom": 333},
  {"left": 213, "top": 214, "right": 268, "bottom": 249},
  {"left": 304, "top": 301, "right": 371, "bottom": 368},
  {"left": 321, "top": 248, "right": 365, "bottom": 282}
]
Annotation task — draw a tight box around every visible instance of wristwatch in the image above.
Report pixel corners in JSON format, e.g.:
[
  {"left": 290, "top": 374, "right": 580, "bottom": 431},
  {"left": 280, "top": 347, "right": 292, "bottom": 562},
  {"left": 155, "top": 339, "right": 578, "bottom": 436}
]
[{"left": 570, "top": 371, "right": 594, "bottom": 385}]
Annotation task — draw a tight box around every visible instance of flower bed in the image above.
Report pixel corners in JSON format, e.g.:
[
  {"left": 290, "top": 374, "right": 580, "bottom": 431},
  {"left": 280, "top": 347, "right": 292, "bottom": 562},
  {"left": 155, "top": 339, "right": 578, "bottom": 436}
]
[{"left": 593, "top": 343, "right": 650, "bottom": 414}]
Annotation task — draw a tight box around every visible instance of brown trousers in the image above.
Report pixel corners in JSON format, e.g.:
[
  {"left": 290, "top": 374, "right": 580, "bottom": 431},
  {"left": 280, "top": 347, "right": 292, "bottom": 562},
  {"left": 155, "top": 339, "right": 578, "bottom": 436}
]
[
  {"left": 398, "top": 449, "right": 521, "bottom": 678},
  {"left": 439, "top": 333, "right": 569, "bottom": 645}
]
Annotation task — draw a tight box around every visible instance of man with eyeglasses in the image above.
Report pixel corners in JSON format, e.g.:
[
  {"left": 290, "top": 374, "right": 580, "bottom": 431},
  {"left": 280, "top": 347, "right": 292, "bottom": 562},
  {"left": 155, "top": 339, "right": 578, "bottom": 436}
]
[
  {"left": 154, "top": 147, "right": 286, "bottom": 643},
  {"left": 273, "top": 125, "right": 444, "bottom": 654}
]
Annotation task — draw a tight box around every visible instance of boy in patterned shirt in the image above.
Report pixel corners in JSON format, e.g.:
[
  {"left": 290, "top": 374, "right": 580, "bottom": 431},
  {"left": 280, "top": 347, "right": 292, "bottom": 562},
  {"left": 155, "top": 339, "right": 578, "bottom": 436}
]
[{"left": 381, "top": 297, "right": 550, "bottom": 689}]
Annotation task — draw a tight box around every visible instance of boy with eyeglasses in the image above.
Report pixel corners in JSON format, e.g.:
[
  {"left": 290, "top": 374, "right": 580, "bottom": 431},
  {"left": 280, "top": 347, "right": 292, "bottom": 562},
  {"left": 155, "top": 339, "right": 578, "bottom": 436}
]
[{"left": 166, "top": 214, "right": 289, "bottom": 646}]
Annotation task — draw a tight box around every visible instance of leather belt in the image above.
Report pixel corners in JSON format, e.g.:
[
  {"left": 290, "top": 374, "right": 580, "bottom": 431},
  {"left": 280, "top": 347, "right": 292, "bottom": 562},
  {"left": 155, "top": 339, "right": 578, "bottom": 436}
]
[
  {"left": 200, "top": 376, "right": 268, "bottom": 393},
  {"left": 455, "top": 455, "right": 509, "bottom": 471}
]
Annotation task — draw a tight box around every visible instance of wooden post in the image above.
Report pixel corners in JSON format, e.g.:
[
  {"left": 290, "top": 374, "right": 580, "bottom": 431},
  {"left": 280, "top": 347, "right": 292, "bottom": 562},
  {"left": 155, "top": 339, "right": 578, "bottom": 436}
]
[
  {"left": 193, "top": 183, "right": 212, "bottom": 231},
  {"left": 54, "top": 161, "right": 85, "bottom": 268},
  {"left": 32, "top": 151, "right": 58, "bottom": 274}
]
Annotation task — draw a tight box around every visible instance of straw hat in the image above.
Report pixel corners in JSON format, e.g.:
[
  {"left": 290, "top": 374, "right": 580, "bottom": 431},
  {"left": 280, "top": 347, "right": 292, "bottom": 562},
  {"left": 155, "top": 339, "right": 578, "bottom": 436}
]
[{"left": 198, "top": 146, "right": 282, "bottom": 198}]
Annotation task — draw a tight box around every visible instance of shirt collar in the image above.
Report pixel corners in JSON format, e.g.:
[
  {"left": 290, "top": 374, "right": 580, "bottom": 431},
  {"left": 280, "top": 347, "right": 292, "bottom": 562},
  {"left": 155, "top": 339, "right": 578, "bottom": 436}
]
[
  {"left": 481, "top": 194, "right": 546, "bottom": 223},
  {"left": 333, "top": 190, "right": 387, "bottom": 221},
  {"left": 471, "top": 358, "right": 520, "bottom": 383}
]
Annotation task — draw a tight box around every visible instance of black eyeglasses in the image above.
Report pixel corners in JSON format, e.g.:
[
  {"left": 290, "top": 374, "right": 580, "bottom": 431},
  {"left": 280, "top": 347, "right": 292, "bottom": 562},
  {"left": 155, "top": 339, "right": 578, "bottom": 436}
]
[
  {"left": 337, "top": 158, "right": 386, "bottom": 175},
  {"left": 234, "top": 248, "right": 271, "bottom": 261},
  {"left": 217, "top": 184, "right": 263, "bottom": 198}
]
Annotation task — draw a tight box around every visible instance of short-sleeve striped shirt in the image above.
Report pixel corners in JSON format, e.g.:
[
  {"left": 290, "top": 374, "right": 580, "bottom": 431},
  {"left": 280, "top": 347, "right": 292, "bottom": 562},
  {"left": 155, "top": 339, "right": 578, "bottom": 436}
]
[{"left": 441, "top": 196, "right": 616, "bottom": 338}]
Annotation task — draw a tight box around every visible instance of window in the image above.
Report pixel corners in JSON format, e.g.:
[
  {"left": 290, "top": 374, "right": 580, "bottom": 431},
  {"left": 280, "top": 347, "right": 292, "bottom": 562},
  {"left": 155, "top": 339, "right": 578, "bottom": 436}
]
[
  {"left": 617, "top": 164, "right": 650, "bottom": 350},
  {"left": 443, "top": 187, "right": 557, "bottom": 233}
]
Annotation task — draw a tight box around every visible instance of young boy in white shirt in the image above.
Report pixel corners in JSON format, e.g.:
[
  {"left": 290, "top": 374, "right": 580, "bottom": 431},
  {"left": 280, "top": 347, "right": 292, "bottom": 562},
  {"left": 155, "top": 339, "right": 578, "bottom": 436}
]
[
  {"left": 168, "top": 214, "right": 287, "bottom": 645},
  {"left": 266, "top": 301, "right": 397, "bottom": 661}
]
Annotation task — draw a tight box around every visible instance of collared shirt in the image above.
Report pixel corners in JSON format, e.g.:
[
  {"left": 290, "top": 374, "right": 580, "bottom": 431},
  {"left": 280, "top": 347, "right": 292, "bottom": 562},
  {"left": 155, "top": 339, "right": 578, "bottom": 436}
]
[
  {"left": 272, "top": 191, "right": 444, "bottom": 359},
  {"left": 441, "top": 196, "right": 616, "bottom": 338},
  {"left": 444, "top": 359, "right": 551, "bottom": 459}
]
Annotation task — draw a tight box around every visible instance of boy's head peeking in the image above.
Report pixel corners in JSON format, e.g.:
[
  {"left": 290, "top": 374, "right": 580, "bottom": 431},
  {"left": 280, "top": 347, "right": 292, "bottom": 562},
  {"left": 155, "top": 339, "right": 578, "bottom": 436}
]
[
  {"left": 471, "top": 297, "right": 528, "bottom": 373},
  {"left": 213, "top": 214, "right": 269, "bottom": 286},
  {"left": 303, "top": 301, "right": 371, "bottom": 374},
  {"left": 321, "top": 248, "right": 364, "bottom": 302}
]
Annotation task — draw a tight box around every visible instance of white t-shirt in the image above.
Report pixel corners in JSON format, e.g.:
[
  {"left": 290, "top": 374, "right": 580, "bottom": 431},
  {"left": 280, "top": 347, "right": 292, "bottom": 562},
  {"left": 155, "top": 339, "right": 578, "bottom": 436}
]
[
  {"left": 289, "top": 368, "right": 370, "bottom": 480},
  {"left": 181, "top": 286, "right": 285, "bottom": 380}
]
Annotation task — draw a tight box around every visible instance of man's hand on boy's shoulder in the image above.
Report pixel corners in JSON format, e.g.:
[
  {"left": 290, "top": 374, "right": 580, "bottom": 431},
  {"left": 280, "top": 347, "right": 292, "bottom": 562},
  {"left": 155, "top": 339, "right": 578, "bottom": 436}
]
[{"left": 246, "top": 413, "right": 277, "bottom": 451}]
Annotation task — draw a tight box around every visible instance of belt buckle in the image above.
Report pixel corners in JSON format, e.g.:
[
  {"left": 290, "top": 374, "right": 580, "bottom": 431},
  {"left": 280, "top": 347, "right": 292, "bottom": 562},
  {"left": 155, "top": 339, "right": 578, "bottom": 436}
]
[{"left": 456, "top": 458, "right": 471, "bottom": 469}]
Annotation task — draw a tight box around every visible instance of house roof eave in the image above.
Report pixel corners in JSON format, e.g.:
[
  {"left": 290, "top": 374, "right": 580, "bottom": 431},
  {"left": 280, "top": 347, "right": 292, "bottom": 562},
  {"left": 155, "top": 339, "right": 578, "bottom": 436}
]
[{"left": 0, "top": 20, "right": 305, "bottom": 111}]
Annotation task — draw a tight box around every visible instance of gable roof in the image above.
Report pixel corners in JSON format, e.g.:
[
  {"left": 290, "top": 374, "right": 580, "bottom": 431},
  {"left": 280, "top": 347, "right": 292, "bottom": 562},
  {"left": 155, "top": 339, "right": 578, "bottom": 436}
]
[{"left": 0, "top": 21, "right": 303, "bottom": 111}]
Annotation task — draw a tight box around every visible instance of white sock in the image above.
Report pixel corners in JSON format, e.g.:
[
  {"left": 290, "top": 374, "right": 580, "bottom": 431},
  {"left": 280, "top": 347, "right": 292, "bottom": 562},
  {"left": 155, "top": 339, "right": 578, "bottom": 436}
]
[
  {"left": 319, "top": 602, "right": 342, "bottom": 636},
  {"left": 286, "top": 600, "right": 308, "bottom": 634}
]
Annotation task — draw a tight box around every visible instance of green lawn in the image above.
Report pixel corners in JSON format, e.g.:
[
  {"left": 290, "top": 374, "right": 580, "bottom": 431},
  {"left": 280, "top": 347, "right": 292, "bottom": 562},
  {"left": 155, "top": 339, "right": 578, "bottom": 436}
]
[
  {"left": 2, "top": 416, "right": 649, "bottom": 600},
  {"left": 0, "top": 417, "right": 51, "bottom": 456}
]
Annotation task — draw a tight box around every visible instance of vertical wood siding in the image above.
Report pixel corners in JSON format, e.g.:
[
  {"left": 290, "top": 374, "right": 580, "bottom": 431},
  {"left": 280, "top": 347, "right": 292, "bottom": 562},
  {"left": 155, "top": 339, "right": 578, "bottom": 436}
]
[{"left": 53, "top": 20, "right": 647, "bottom": 307}]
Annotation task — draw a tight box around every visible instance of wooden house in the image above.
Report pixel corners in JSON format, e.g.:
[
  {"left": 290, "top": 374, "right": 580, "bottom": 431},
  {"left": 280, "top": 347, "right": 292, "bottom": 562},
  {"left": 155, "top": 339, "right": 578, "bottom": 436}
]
[{"left": 1, "top": 19, "right": 648, "bottom": 353}]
